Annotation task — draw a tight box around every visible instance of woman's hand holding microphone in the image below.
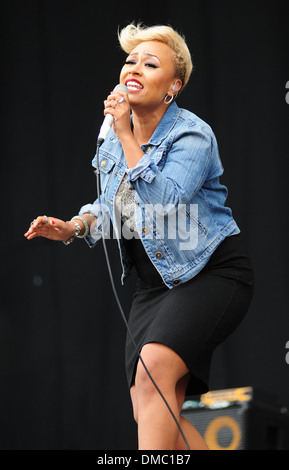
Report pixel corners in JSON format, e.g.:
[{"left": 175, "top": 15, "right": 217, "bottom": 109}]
[{"left": 103, "top": 89, "right": 132, "bottom": 142}]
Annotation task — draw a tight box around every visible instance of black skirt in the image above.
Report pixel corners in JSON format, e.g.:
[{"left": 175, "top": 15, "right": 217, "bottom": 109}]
[{"left": 123, "top": 233, "right": 254, "bottom": 397}]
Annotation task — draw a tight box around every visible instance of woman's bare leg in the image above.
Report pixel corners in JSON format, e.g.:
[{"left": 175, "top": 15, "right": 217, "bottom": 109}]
[
  {"left": 132, "top": 343, "right": 190, "bottom": 450},
  {"left": 176, "top": 417, "right": 209, "bottom": 450},
  {"left": 175, "top": 375, "right": 209, "bottom": 450},
  {"left": 130, "top": 346, "right": 209, "bottom": 450}
]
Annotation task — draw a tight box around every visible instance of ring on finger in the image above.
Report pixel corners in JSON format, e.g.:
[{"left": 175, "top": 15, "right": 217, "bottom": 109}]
[
  {"left": 43, "top": 215, "right": 49, "bottom": 224},
  {"left": 118, "top": 97, "right": 126, "bottom": 104}
]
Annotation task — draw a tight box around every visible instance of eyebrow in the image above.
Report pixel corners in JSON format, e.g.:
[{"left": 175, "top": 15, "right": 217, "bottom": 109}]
[{"left": 129, "top": 52, "right": 161, "bottom": 63}]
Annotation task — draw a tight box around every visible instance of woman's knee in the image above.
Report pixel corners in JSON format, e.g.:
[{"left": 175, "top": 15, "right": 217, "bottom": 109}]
[
  {"left": 175, "top": 373, "right": 190, "bottom": 413},
  {"left": 135, "top": 343, "right": 189, "bottom": 396},
  {"left": 130, "top": 384, "right": 138, "bottom": 423}
]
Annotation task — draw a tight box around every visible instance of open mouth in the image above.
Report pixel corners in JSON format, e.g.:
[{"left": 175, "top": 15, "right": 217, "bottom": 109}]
[{"left": 125, "top": 79, "right": 144, "bottom": 92}]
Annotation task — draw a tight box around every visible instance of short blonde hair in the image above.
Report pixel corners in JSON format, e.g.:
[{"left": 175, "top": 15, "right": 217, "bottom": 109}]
[{"left": 118, "top": 23, "right": 193, "bottom": 91}]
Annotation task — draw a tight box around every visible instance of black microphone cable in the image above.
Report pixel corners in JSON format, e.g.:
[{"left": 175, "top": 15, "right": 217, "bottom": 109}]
[{"left": 95, "top": 142, "right": 190, "bottom": 451}]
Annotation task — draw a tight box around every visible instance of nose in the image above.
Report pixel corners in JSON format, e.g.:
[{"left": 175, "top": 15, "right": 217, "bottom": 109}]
[{"left": 129, "top": 60, "right": 142, "bottom": 75}]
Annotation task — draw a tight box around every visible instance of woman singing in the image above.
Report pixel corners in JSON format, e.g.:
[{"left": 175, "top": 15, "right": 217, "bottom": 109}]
[{"left": 25, "top": 23, "right": 254, "bottom": 450}]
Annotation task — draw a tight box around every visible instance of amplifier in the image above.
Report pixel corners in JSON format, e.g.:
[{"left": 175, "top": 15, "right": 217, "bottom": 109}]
[{"left": 181, "top": 386, "right": 289, "bottom": 450}]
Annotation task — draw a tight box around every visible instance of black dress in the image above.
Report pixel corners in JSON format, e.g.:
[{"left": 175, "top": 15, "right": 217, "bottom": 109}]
[{"left": 123, "top": 233, "right": 254, "bottom": 397}]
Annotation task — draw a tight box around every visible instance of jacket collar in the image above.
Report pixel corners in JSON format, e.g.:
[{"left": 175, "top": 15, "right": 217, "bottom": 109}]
[{"left": 131, "top": 102, "right": 181, "bottom": 147}]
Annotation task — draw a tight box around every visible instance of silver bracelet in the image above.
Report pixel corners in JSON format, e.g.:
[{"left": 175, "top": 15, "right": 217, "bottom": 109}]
[
  {"left": 63, "top": 221, "right": 82, "bottom": 245},
  {"left": 71, "top": 216, "right": 89, "bottom": 238}
]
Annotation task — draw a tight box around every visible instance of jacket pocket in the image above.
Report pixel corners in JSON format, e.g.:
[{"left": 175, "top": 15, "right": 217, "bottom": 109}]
[{"left": 98, "top": 155, "right": 116, "bottom": 192}]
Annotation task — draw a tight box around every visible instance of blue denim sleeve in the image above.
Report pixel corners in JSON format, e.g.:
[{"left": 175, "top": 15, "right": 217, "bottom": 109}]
[
  {"left": 126, "top": 123, "right": 215, "bottom": 207},
  {"left": 126, "top": 152, "right": 157, "bottom": 184}
]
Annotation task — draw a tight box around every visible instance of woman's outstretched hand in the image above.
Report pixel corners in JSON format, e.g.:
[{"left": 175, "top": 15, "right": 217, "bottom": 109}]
[{"left": 24, "top": 215, "right": 75, "bottom": 241}]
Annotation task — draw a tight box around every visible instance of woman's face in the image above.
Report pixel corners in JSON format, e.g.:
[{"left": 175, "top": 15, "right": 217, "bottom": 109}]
[{"left": 119, "top": 40, "right": 181, "bottom": 110}]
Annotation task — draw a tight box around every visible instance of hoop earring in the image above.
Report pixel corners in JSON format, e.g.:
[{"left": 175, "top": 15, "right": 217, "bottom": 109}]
[{"left": 164, "top": 94, "right": 174, "bottom": 105}]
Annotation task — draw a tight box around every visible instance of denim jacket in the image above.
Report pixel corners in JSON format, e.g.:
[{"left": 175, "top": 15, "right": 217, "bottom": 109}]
[{"left": 79, "top": 102, "right": 239, "bottom": 288}]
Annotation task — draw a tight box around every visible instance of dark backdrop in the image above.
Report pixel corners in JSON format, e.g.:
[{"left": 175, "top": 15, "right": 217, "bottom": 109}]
[{"left": 1, "top": 0, "right": 288, "bottom": 450}]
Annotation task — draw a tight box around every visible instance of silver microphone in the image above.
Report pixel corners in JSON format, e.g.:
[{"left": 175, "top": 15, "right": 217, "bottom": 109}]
[{"left": 97, "top": 84, "right": 129, "bottom": 145}]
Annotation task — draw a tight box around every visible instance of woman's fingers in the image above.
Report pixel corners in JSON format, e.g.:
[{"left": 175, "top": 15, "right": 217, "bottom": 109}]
[
  {"left": 104, "top": 91, "right": 128, "bottom": 111},
  {"left": 103, "top": 91, "right": 130, "bottom": 140},
  {"left": 24, "top": 215, "right": 57, "bottom": 240},
  {"left": 25, "top": 216, "right": 43, "bottom": 237},
  {"left": 25, "top": 217, "right": 76, "bottom": 242},
  {"left": 31, "top": 215, "right": 51, "bottom": 230}
]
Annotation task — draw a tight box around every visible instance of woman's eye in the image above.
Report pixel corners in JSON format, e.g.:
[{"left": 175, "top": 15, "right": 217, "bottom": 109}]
[
  {"left": 124, "top": 60, "right": 158, "bottom": 68},
  {"left": 145, "top": 63, "right": 158, "bottom": 68}
]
